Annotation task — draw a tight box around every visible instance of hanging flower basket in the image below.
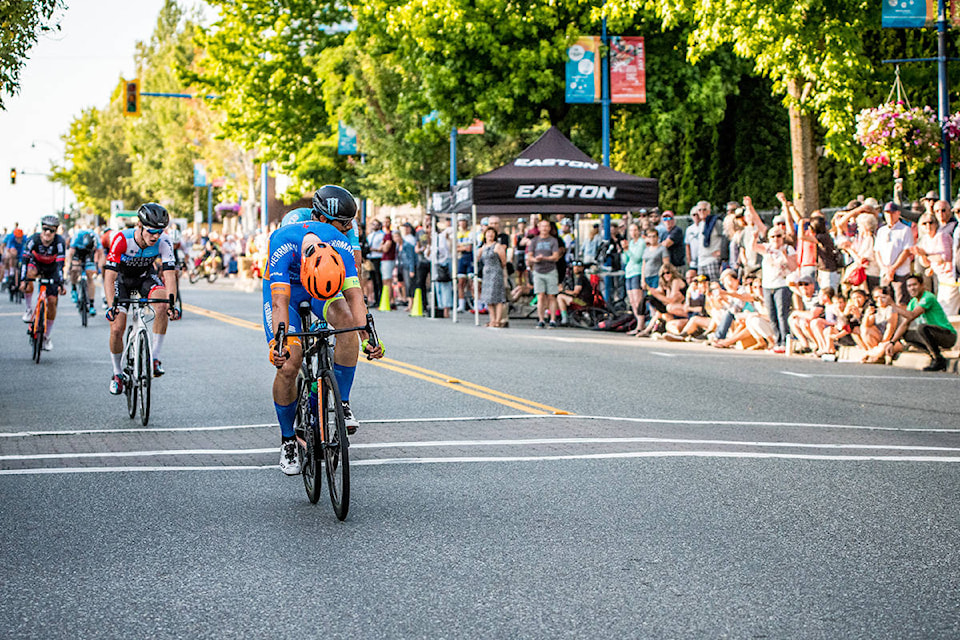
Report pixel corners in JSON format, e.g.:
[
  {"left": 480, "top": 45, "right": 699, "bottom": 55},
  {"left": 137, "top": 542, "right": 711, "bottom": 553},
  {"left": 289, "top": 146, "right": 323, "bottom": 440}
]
[
  {"left": 854, "top": 102, "right": 941, "bottom": 174},
  {"left": 942, "top": 112, "right": 960, "bottom": 169}
]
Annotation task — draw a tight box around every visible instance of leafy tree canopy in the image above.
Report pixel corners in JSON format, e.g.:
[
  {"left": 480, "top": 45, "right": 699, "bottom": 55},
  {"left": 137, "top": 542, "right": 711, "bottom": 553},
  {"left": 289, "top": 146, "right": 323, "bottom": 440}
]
[{"left": 0, "top": 0, "right": 65, "bottom": 109}]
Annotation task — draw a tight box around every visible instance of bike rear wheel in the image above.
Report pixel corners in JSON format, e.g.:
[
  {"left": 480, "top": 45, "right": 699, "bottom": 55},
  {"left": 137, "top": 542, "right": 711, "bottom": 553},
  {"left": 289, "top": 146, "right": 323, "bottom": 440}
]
[
  {"left": 297, "top": 374, "right": 322, "bottom": 504},
  {"left": 320, "top": 369, "right": 349, "bottom": 520},
  {"left": 79, "top": 280, "right": 89, "bottom": 327},
  {"left": 138, "top": 331, "right": 152, "bottom": 426}
]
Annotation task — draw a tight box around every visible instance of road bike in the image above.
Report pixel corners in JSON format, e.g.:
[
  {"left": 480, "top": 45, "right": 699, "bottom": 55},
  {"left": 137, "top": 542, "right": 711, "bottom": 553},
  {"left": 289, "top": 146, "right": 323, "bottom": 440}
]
[
  {"left": 8, "top": 270, "right": 23, "bottom": 305},
  {"left": 275, "top": 303, "right": 379, "bottom": 520},
  {"left": 188, "top": 254, "right": 220, "bottom": 284},
  {"left": 25, "top": 277, "right": 57, "bottom": 363},
  {"left": 74, "top": 270, "right": 92, "bottom": 327},
  {"left": 113, "top": 295, "right": 173, "bottom": 426}
]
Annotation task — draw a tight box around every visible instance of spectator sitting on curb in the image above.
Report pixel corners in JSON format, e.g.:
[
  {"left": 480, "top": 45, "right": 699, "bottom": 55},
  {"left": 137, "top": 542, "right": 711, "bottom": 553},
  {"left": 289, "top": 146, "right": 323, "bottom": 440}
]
[
  {"left": 913, "top": 211, "right": 959, "bottom": 316},
  {"left": 838, "top": 289, "right": 870, "bottom": 351},
  {"left": 787, "top": 274, "right": 821, "bottom": 354},
  {"left": 557, "top": 260, "right": 593, "bottom": 326},
  {"left": 886, "top": 274, "right": 958, "bottom": 371},
  {"left": 663, "top": 275, "right": 715, "bottom": 341},
  {"left": 709, "top": 268, "right": 754, "bottom": 345},
  {"left": 808, "top": 286, "right": 843, "bottom": 359},
  {"left": 860, "top": 285, "right": 903, "bottom": 364},
  {"left": 637, "top": 263, "right": 686, "bottom": 337}
]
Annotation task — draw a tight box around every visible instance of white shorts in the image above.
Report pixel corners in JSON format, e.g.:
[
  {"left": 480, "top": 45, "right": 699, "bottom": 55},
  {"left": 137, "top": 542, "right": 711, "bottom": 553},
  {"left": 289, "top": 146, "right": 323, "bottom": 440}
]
[
  {"left": 532, "top": 269, "right": 559, "bottom": 295},
  {"left": 380, "top": 259, "right": 396, "bottom": 281}
]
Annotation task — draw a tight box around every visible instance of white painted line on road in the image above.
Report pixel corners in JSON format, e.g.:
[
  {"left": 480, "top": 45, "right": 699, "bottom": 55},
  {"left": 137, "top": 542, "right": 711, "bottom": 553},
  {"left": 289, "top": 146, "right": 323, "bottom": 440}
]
[
  {"left": 781, "top": 370, "right": 956, "bottom": 381},
  {"left": 5, "top": 435, "right": 960, "bottom": 462},
  {"left": 3, "top": 414, "right": 959, "bottom": 437},
  {"left": 4, "top": 450, "right": 960, "bottom": 475},
  {"left": 650, "top": 351, "right": 678, "bottom": 358},
  {"left": 0, "top": 423, "right": 277, "bottom": 438}
]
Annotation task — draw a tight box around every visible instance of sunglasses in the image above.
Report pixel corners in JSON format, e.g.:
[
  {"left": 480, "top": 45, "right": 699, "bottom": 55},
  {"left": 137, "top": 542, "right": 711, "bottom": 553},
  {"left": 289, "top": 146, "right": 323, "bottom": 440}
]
[
  {"left": 920, "top": 221, "right": 935, "bottom": 225},
  {"left": 775, "top": 222, "right": 787, "bottom": 226},
  {"left": 41, "top": 227, "right": 57, "bottom": 233},
  {"left": 769, "top": 234, "right": 784, "bottom": 239},
  {"left": 144, "top": 227, "right": 164, "bottom": 235}
]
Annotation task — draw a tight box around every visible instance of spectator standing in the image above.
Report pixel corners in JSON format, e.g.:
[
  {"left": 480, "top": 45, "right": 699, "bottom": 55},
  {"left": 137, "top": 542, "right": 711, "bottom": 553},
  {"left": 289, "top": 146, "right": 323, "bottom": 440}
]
[
  {"left": 933, "top": 200, "right": 956, "bottom": 240},
  {"left": 887, "top": 275, "right": 957, "bottom": 371},
  {"left": 427, "top": 222, "right": 454, "bottom": 318},
  {"left": 738, "top": 196, "right": 767, "bottom": 276},
  {"left": 684, "top": 206, "right": 701, "bottom": 271},
  {"left": 399, "top": 223, "right": 417, "bottom": 305},
  {"left": 366, "top": 219, "right": 386, "bottom": 304},
  {"left": 839, "top": 213, "right": 880, "bottom": 292},
  {"left": 874, "top": 201, "right": 915, "bottom": 305},
  {"left": 809, "top": 215, "right": 841, "bottom": 291},
  {"left": 753, "top": 225, "right": 797, "bottom": 353},
  {"left": 622, "top": 223, "right": 646, "bottom": 334},
  {"left": 581, "top": 223, "right": 601, "bottom": 267},
  {"left": 380, "top": 227, "right": 397, "bottom": 307},
  {"left": 527, "top": 219, "right": 563, "bottom": 328},
  {"left": 695, "top": 201, "right": 723, "bottom": 281},
  {"left": 913, "top": 212, "right": 958, "bottom": 316},
  {"left": 478, "top": 226, "right": 507, "bottom": 328},
  {"left": 660, "top": 211, "right": 685, "bottom": 268},
  {"left": 455, "top": 217, "right": 474, "bottom": 312}
]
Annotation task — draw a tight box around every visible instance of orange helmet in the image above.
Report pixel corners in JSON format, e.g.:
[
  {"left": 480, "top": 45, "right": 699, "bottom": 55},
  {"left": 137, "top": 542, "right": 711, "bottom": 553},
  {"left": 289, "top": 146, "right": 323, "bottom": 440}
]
[
  {"left": 300, "top": 238, "right": 345, "bottom": 300},
  {"left": 14, "top": 228, "right": 23, "bottom": 239}
]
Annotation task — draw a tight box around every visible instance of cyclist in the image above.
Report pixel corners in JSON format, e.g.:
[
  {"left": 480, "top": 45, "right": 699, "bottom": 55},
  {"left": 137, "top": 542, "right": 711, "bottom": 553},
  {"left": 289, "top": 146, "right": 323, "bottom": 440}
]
[
  {"left": 65, "top": 225, "right": 101, "bottom": 316},
  {"left": 19, "top": 216, "right": 67, "bottom": 350},
  {"left": 2, "top": 226, "right": 25, "bottom": 290},
  {"left": 265, "top": 185, "right": 384, "bottom": 475},
  {"left": 103, "top": 203, "right": 181, "bottom": 395}
]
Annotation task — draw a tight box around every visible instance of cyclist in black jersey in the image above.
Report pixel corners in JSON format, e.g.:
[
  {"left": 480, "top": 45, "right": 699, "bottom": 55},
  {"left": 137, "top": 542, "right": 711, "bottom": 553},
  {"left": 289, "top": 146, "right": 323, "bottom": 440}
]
[{"left": 19, "top": 215, "right": 67, "bottom": 350}]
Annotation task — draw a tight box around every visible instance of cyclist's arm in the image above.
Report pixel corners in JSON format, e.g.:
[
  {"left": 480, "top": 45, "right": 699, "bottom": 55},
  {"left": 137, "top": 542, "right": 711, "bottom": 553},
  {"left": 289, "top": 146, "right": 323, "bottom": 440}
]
[
  {"left": 270, "top": 287, "right": 291, "bottom": 337},
  {"left": 103, "top": 269, "right": 118, "bottom": 308}
]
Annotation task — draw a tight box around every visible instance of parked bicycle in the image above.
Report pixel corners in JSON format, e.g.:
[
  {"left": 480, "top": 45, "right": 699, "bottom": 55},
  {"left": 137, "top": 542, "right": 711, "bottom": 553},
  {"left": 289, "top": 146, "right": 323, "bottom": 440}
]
[
  {"left": 274, "top": 302, "right": 379, "bottom": 520},
  {"left": 112, "top": 295, "right": 173, "bottom": 426},
  {"left": 25, "top": 277, "right": 58, "bottom": 363}
]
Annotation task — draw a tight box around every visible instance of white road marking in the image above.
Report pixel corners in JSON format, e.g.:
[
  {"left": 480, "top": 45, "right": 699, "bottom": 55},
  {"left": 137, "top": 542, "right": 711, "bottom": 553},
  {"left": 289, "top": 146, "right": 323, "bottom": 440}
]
[
  {"left": 650, "top": 351, "right": 678, "bottom": 358},
  {"left": 4, "top": 435, "right": 960, "bottom": 462},
  {"left": 781, "top": 370, "right": 956, "bottom": 381},
  {"left": 2, "top": 450, "right": 960, "bottom": 475},
  {"left": 3, "top": 414, "right": 959, "bottom": 437}
]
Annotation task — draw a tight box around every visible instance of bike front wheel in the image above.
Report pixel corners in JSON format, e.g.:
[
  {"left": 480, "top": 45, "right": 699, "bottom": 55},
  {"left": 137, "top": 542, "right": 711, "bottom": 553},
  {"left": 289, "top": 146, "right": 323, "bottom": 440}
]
[
  {"left": 31, "top": 300, "right": 45, "bottom": 364},
  {"left": 297, "top": 374, "right": 322, "bottom": 504},
  {"left": 124, "top": 327, "right": 137, "bottom": 419},
  {"left": 79, "top": 282, "right": 89, "bottom": 327},
  {"left": 138, "top": 332, "right": 152, "bottom": 426},
  {"left": 320, "top": 369, "right": 349, "bottom": 520}
]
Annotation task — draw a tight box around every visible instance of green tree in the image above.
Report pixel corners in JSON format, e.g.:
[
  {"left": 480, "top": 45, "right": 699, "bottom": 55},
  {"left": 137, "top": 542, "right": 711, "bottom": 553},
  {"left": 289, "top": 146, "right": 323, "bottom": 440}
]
[{"left": 0, "top": 0, "right": 65, "bottom": 109}]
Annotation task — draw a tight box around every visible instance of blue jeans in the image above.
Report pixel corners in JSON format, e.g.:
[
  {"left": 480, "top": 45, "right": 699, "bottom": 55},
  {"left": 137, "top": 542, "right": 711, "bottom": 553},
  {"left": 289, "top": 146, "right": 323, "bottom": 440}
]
[
  {"left": 763, "top": 286, "right": 792, "bottom": 346},
  {"left": 716, "top": 310, "right": 735, "bottom": 340}
]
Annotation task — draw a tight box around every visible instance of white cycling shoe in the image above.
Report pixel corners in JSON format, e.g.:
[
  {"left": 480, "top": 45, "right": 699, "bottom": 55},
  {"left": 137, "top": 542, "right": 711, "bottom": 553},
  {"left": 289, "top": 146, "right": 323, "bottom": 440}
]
[{"left": 279, "top": 441, "right": 301, "bottom": 475}]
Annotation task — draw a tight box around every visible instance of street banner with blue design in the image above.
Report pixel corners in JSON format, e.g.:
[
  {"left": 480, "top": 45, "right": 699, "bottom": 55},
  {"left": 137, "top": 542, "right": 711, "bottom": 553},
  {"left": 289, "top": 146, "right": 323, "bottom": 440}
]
[
  {"left": 565, "top": 37, "right": 600, "bottom": 104},
  {"left": 338, "top": 121, "right": 358, "bottom": 155},
  {"left": 882, "top": 0, "right": 934, "bottom": 27}
]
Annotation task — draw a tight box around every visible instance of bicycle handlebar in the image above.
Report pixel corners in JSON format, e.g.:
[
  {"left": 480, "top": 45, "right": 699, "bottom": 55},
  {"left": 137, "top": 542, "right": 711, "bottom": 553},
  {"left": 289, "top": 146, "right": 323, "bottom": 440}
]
[
  {"left": 113, "top": 296, "right": 174, "bottom": 305},
  {"left": 278, "top": 313, "right": 380, "bottom": 359}
]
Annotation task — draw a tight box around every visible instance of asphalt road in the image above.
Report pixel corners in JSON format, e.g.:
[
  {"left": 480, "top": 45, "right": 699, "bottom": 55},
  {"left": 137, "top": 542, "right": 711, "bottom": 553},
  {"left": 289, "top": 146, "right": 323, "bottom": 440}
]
[{"left": 1, "top": 280, "right": 959, "bottom": 639}]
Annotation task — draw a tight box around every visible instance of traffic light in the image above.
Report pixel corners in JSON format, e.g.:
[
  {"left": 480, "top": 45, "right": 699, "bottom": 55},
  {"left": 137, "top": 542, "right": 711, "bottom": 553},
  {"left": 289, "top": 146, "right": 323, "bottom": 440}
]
[
  {"left": 123, "top": 79, "right": 141, "bottom": 117},
  {"left": 9, "top": 168, "right": 15, "bottom": 184}
]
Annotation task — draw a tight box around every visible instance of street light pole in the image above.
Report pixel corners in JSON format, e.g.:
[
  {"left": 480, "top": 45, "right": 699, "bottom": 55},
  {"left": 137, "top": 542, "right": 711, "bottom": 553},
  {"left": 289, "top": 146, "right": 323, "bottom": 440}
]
[{"left": 937, "top": 0, "right": 951, "bottom": 200}]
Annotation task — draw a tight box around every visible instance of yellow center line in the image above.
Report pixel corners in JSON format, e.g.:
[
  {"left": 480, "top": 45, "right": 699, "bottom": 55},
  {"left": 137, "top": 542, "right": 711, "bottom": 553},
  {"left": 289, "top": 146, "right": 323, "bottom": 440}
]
[{"left": 183, "top": 302, "right": 571, "bottom": 415}]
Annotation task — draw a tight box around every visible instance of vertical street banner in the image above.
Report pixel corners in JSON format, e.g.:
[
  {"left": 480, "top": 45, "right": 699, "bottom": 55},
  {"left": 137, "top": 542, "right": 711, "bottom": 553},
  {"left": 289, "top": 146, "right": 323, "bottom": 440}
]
[
  {"left": 610, "top": 36, "right": 646, "bottom": 104},
  {"left": 338, "top": 121, "right": 358, "bottom": 155},
  {"left": 882, "top": 0, "right": 935, "bottom": 27},
  {"left": 565, "top": 36, "right": 600, "bottom": 104},
  {"left": 193, "top": 162, "right": 207, "bottom": 188}
]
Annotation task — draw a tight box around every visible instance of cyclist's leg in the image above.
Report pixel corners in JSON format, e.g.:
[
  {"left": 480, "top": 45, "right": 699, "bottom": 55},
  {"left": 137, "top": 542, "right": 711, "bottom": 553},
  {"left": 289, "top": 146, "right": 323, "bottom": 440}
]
[
  {"left": 42, "top": 268, "right": 62, "bottom": 339},
  {"left": 141, "top": 272, "right": 169, "bottom": 364},
  {"left": 22, "top": 263, "right": 37, "bottom": 313},
  {"left": 109, "top": 277, "right": 131, "bottom": 389},
  {"left": 263, "top": 281, "right": 306, "bottom": 440},
  {"left": 84, "top": 261, "right": 97, "bottom": 303}
]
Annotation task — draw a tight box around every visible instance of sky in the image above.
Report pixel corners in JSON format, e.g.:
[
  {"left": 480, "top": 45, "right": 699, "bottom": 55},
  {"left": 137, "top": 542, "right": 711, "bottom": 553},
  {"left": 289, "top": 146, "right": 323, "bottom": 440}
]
[{"left": 0, "top": 0, "right": 175, "bottom": 233}]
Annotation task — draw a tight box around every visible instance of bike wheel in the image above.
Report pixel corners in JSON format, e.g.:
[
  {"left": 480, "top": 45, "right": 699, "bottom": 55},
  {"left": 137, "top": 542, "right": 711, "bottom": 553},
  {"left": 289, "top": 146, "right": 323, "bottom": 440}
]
[
  {"left": 125, "top": 328, "right": 137, "bottom": 419},
  {"left": 297, "top": 374, "right": 322, "bottom": 504},
  {"left": 32, "top": 300, "right": 45, "bottom": 364},
  {"left": 138, "top": 332, "right": 152, "bottom": 426},
  {"left": 320, "top": 369, "right": 349, "bottom": 520},
  {"left": 207, "top": 271, "right": 218, "bottom": 283},
  {"left": 79, "top": 283, "right": 89, "bottom": 327},
  {"left": 188, "top": 270, "right": 200, "bottom": 284}
]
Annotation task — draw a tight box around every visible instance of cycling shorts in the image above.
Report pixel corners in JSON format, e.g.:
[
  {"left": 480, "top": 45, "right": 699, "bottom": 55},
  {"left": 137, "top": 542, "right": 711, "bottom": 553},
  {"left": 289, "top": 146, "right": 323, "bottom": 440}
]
[
  {"left": 26, "top": 263, "right": 63, "bottom": 293},
  {"left": 71, "top": 255, "right": 96, "bottom": 272},
  {"left": 261, "top": 278, "right": 345, "bottom": 343},
  {"left": 113, "top": 270, "right": 165, "bottom": 312}
]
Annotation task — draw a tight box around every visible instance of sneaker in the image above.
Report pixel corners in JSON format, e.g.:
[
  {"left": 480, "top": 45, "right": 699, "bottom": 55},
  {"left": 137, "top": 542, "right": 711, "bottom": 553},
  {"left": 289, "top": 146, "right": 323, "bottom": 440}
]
[
  {"left": 42, "top": 337, "right": 52, "bottom": 351},
  {"left": 773, "top": 346, "right": 786, "bottom": 354},
  {"left": 89, "top": 307, "right": 96, "bottom": 316},
  {"left": 71, "top": 290, "right": 78, "bottom": 303},
  {"left": 109, "top": 374, "right": 124, "bottom": 395},
  {"left": 279, "top": 440, "right": 301, "bottom": 475},
  {"left": 22, "top": 310, "right": 32, "bottom": 323},
  {"left": 537, "top": 320, "right": 546, "bottom": 329},
  {"left": 342, "top": 401, "right": 359, "bottom": 435},
  {"left": 923, "top": 357, "right": 947, "bottom": 372},
  {"left": 548, "top": 321, "right": 557, "bottom": 329},
  {"left": 152, "top": 359, "right": 164, "bottom": 378}
]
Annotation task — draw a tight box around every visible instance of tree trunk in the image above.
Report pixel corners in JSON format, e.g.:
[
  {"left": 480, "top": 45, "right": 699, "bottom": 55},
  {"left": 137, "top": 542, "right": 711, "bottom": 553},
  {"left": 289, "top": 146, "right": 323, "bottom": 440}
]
[{"left": 787, "top": 79, "right": 819, "bottom": 216}]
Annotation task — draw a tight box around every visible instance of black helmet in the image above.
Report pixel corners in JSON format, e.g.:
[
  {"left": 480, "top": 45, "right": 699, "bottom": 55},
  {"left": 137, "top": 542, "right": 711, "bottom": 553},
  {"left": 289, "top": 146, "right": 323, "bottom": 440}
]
[
  {"left": 137, "top": 202, "right": 169, "bottom": 229},
  {"left": 312, "top": 185, "right": 358, "bottom": 222},
  {"left": 41, "top": 215, "right": 59, "bottom": 229}
]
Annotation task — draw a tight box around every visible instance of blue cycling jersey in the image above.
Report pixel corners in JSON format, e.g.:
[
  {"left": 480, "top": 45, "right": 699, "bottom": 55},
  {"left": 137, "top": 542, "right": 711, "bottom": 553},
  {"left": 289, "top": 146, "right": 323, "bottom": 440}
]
[
  {"left": 70, "top": 229, "right": 96, "bottom": 250},
  {"left": 3, "top": 234, "right": 25, "bottom": 255},
  {"left": 267, "top": 221, "right": 359, "bottom": 293}
]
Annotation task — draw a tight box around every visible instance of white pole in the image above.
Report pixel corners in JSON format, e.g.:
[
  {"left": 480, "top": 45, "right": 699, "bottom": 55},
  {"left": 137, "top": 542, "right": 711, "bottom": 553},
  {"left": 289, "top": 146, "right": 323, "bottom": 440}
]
[
  {"left": 450, "top": 214, "right": 458, "bottom": 323},
  {"left": 473, "top": 205, "right": 479, "bottom": 326}
]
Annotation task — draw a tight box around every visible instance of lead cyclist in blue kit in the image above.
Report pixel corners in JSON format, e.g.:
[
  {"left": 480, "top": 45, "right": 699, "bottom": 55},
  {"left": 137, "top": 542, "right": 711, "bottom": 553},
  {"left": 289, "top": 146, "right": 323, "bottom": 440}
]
[{"left": 264, "top": 185, "right": 384, "bottom": 475}]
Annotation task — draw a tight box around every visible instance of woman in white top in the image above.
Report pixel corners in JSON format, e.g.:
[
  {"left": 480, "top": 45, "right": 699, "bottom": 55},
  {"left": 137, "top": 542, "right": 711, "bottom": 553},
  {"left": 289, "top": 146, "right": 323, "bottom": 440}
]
[
  {"left": 838, "top": 213, "right": 880, "bottom": 292},
  {"left": 913, "top": 212, "right": 959, "bottom": 316},
  {"left": 752, "top": 228, "right": 797, "bottom": 352}
]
